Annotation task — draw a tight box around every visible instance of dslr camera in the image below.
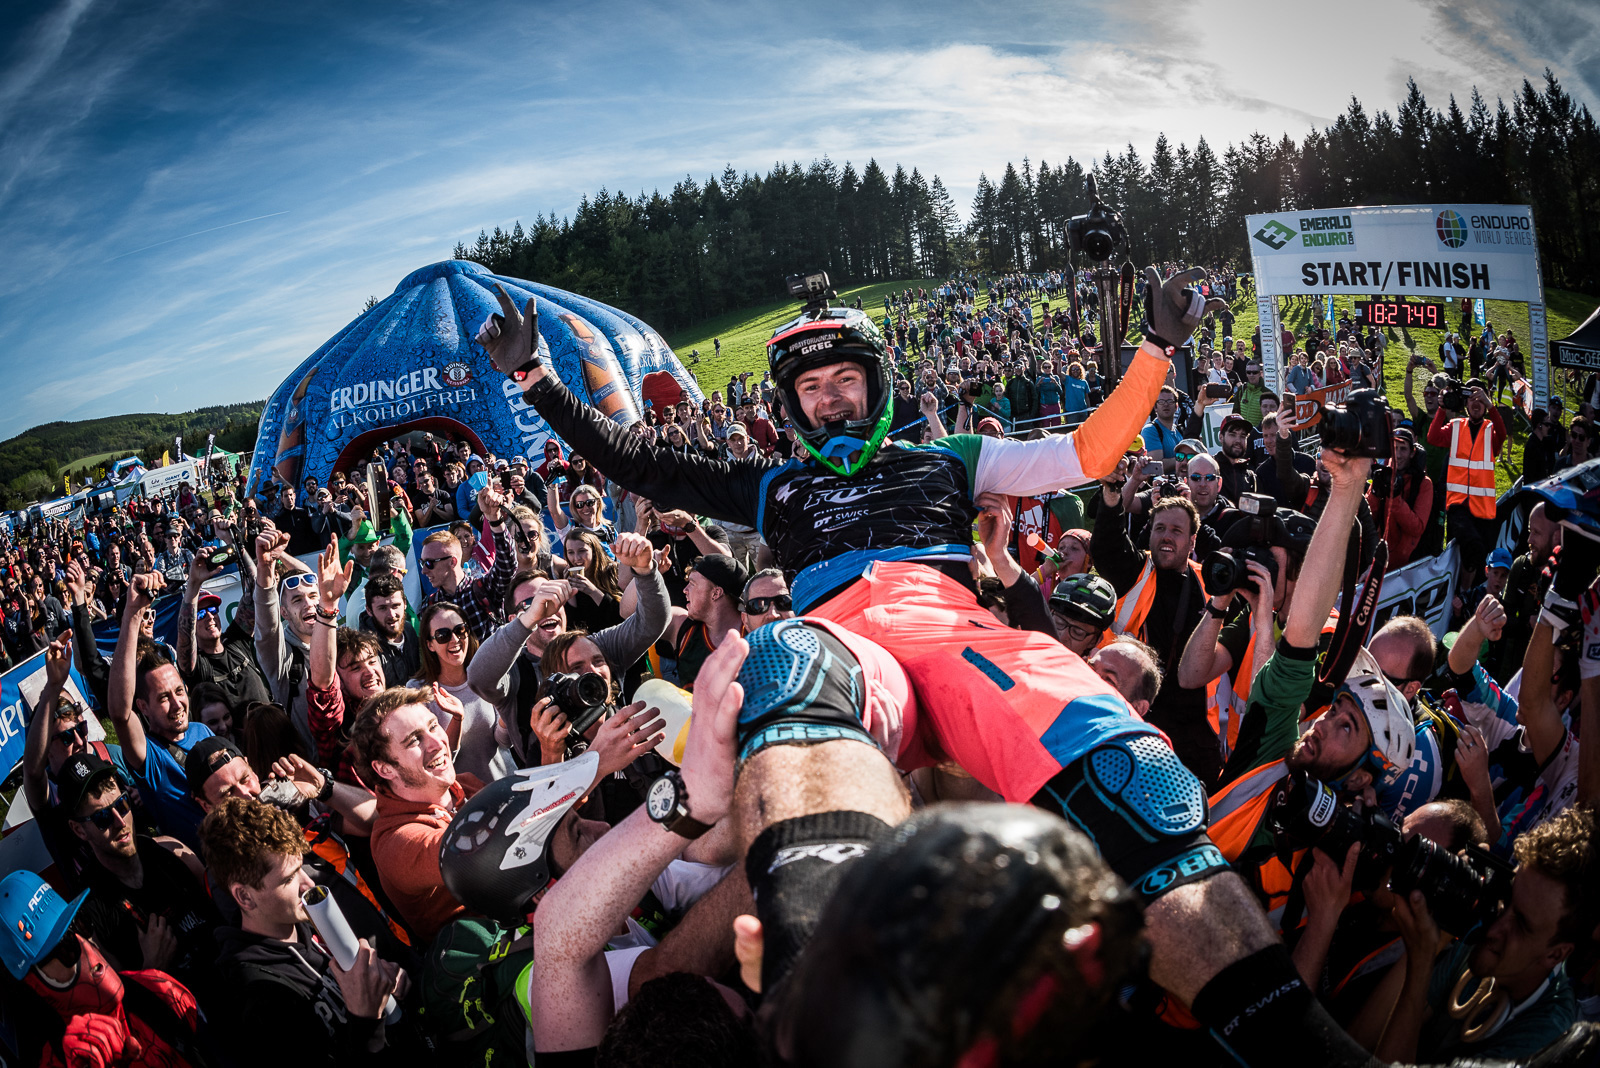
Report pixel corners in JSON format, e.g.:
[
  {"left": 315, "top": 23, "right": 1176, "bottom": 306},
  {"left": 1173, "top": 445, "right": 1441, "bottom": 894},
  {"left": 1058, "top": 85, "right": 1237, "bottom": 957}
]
[
  {"left": 1318, "top": 388, "right": 1393, "bottom": 459},
  {"left": 1200, "top": 493, "right": 1302, "bottom": 598},
  {"left": 546, "top": 670, "right": 614, "bottom": 737},
  {"left": 1388, "top": 835, "right": 1515, "bottom": 936},
  {"left": 1440, "top": 377, "right": 1466, "bottom": 411},
  {"left": 1066, "top": 175, "right": 1127, "bottom": 263},
  {"left": 1268, "top": 771, "right": 1401, "bottom": 894}
]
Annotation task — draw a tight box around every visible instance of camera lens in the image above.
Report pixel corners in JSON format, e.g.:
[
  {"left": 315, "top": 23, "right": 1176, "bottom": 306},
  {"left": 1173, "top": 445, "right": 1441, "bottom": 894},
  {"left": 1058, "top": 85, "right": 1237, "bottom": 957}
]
[{"left": 1201, "top": 549, "right": 1244, "bottom": 597}]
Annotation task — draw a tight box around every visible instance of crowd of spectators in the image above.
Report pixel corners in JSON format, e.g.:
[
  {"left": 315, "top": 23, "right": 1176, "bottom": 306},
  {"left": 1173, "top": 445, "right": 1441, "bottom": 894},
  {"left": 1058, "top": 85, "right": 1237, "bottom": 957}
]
[{"left": 5, "top": 264, "right": 1600, "bottom": 1068}]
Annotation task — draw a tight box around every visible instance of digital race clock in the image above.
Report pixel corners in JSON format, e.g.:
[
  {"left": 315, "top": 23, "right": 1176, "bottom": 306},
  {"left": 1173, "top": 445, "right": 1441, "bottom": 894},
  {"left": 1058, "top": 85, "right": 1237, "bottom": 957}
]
[{"left": 1354, "top": 300, "right": 1446, "bottom": 329}]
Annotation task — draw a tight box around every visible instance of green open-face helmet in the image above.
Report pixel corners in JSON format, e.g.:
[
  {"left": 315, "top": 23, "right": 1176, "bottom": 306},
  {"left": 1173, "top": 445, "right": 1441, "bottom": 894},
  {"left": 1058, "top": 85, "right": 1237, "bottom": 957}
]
[{"left": 768, "top": 306, "right": 895, "bottom": 477}]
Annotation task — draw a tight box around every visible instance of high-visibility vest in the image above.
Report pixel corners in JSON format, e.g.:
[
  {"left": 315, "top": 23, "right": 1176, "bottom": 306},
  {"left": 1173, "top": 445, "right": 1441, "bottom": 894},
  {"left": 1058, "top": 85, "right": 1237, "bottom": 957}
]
[
  {"left": 1444, "top": 418, "right": 1497, "bottom": 520},
  {"left": 1206, "top": 629, "right": 1256, "bottom": 764},
  {"left": 1111, "top": 556, "right": 1204, "bottom": 640},
  {"left": 1206, "top": 758, "right": 1290, "bottom": 862}
]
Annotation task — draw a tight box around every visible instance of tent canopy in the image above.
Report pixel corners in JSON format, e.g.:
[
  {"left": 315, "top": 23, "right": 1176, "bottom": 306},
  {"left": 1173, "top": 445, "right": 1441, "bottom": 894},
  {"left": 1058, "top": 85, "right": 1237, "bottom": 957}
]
[
  {"left": 247, "top": 260, "right": 700, "bottom": 496},
  {"left": 1552, "top": 303, "right": 1600, "bottom": 371}
]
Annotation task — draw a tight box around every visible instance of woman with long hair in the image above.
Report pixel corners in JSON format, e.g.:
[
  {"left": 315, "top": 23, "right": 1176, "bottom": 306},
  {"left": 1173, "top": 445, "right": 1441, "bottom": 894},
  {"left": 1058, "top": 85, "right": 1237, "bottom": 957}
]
[
  {"left": 411, "top": 600, "right": 512, "bottom": 782},
  {"left": 561, "top": 530, "right": 623, "bottom": 634}
]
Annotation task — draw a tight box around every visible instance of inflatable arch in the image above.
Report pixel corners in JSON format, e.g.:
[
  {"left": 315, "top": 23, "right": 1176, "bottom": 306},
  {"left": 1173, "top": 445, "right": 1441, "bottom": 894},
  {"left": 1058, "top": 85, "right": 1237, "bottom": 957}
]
[{"left": 246, "top": 260, "right": 701, "bottom": 496}]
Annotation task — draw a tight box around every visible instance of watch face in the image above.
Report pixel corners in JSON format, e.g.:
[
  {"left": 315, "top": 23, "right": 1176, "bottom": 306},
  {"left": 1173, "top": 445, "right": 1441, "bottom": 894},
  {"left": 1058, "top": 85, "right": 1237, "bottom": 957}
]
[{"left": 646, "top": 776, "right": 676, "bottom": 821}]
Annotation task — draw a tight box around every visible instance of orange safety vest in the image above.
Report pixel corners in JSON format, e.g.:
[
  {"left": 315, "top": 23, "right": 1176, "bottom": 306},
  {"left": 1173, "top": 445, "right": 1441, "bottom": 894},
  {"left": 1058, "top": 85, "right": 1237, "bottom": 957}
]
[
  {"left": 1444, "top": 418, "right": 1496, "bottom": 520},
  {"left": 1110, "top": 556, "right": 1204, "bottom": 640},
  {"left": 1206, "top": 630, "right": 1255, "bottom": 764},
  {"left": 1206, "top": 757, "right": 1305, "bottom": 931}
]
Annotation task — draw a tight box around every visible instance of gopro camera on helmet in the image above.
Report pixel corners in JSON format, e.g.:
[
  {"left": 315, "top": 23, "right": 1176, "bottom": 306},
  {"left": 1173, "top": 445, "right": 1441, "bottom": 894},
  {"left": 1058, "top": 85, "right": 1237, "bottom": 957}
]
[
  {"left": 1268, "top": 771, "right": 1401, "bottom": 894},
  {"left": 785, "top": 271, "right": 835, "bottom": 312},
  {"left": 1318, "top": 388, "right": 1394, "bottom": 459},
  {"left": 546, "top": 670, "right": 613, "bottom": 736},
  {"left": 1388, "top": 836, "right": 1515, "bottom": 937},
  {"left": 1200, "top": 493, "right": 1282, "bottom": 598}
]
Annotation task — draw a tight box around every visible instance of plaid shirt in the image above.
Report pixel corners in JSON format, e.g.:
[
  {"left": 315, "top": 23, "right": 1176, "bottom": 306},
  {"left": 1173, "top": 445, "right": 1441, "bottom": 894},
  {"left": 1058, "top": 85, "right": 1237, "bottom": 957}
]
[{"left": 423, "top": 522, "right": 516, "bottom": 641}]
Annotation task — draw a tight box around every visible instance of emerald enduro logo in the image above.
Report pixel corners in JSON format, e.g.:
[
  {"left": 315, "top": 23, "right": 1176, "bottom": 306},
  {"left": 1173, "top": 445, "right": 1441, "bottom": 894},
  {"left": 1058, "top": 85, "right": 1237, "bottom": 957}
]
[{"left": 1253, "top": 220, "right": 1296, "bottom": 249}]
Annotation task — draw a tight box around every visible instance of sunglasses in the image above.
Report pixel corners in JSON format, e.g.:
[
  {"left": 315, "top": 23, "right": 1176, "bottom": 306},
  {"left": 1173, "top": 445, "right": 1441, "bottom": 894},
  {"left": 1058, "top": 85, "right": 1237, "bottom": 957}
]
[
  {"left": 73, "top": 794, "right": 131, "bottom": 831},
  {"left": 1188, "top": 473, "right": 1219, "bottom": 482},
  {"left": 280, "top": 573, "right": 316, "bottom": 592},
  {"left": 420, "top": 557, "right": 454, "bottom": 571},
  {"left": 573, "top": 499, "right": 599, "bottom": 509},
  {"left": 54, "top": 721, "right": 89, "bottom": 746},
  {"left": 431, "top": 623, "right": 469, "bottom": 644},
  {"left": 742, "top": 594, "right": 792, "bottom": 615},
  {"left": 198, "top": 605, "right": 220, "bottom": 619}
]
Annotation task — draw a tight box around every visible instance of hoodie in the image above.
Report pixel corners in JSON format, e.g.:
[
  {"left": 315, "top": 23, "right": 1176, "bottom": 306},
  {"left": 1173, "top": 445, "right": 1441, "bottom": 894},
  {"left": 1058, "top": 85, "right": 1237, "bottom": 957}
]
[{"left": 213, "top": 923, "right": 386, "bottom": 1068}]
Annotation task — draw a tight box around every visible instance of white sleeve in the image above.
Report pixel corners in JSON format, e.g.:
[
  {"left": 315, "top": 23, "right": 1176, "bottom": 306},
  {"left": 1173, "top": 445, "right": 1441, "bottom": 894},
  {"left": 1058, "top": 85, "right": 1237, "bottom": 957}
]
[
  {"left": 650, "top": 860, "right": 730, "bottom": 913},
  {"left": 605, "top": 946, "right": 651, "bottom": 1014},
  {"left": 971, "top": 435, "right": 1090, "bottom": 498}
]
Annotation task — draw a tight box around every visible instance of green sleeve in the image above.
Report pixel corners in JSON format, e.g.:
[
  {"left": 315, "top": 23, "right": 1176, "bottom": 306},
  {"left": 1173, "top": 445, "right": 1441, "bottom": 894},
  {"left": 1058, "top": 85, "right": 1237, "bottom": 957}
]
[
  {"left": 390, "top": 504, "right": 416, "bottom": 555},
  {"left": 932, "top": 434, "right": 987, "bottom": 496},
  {"left": 1217, "top": 643, "right": 1317, "bottom": 786}
]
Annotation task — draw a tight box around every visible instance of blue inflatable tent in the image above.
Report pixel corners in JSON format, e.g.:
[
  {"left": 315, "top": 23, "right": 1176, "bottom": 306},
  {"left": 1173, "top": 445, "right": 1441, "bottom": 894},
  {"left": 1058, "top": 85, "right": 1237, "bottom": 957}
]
[{"left": 246, "top": 260, "right": 700, "bottom": 495}]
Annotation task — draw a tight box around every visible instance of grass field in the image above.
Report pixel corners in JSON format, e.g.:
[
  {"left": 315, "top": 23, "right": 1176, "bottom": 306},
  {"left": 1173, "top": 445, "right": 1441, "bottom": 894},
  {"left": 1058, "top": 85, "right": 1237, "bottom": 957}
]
[
  {"left": 62, "top": 450, "right": 128, "bottom": 478},
  {"left": 667, "top": 276, "right": 1597, "bottom": 494}
]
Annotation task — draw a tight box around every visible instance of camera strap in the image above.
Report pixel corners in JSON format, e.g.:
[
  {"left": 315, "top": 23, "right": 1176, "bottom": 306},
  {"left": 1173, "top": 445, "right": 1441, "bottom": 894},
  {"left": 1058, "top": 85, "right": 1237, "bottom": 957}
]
[{"left": 1317, "top": 534, "right": 1389, "bottom": 700}]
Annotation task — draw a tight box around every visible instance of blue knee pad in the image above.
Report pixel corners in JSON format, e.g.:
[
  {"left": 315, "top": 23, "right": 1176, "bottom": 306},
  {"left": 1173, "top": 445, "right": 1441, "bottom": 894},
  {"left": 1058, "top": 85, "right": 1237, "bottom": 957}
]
[
  {"left": 736, "top": 620, "right": 877, "bottom": 762},
  {"left": 1084, "top": 734, "right": 1208, "bottom": 840},
  {"left": 1034, "top": 733, "right": 1227, "bottom": 903}
]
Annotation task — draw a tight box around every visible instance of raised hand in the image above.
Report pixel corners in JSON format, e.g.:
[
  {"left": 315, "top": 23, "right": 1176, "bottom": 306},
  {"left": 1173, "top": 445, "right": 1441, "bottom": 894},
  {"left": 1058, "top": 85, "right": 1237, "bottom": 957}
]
[
  {"left": 588, "top": 702, "right": 665, "bottom": 779},
  {"left": 129, "top": 572, "right": 165, "bottom": 608},
  {"left": 678, "top": 632, "right": 746, "bottom": 824},
  {"left": 1144, "top": 266, "right": 1228, "bottom": 349},
  {"left": 45, "top": 629, "right": 73, "bottom": 689},
  {"left": 315, "top": 537, "right": 353, "bottom": 609},
  {"left": 478, "top": 286, "right": 546, "bottom": 383},
  {"left": 612, "top": 532, "right": 654, "bottom": 573}
]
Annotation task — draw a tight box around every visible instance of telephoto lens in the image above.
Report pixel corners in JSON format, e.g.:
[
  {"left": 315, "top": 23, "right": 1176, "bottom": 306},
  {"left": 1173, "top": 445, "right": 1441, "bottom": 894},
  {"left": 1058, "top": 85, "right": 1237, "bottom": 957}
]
[
  {"left": 1388, "top": 836, "right": 1516, "bottom": 936},
  {"left": 1318, "top": 388, "right": 1393, "bottom": 459}
]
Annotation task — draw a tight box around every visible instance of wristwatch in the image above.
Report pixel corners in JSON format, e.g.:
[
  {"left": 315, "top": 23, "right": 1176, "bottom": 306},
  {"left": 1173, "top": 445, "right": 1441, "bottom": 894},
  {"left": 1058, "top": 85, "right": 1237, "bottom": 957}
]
[
  {"left": 645, "top": 768, "right": 712, "bottom": 840},
  {"left": 316, "top": 769, "right": 335, "bottom": 802},
  {"left": 510, "top": 355, "right": 543, "bottom": 383}
]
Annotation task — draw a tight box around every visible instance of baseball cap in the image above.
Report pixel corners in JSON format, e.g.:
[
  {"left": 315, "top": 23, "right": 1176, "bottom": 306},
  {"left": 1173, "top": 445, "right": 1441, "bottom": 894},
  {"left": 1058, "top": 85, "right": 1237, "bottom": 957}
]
[
  {"left": 1393, "top": 427, "right": 1417, "bottom": 448},
  {"left": 1, "top": 872, "right": 88, "bottom": 980},
  {"left": 56, "top": 750, "right": 119, "bottom": 815},
  {"left": 1219, "top": 413, "right": 1253, "bottom": 434},
  {"left": 185, "top": 735, "right": 245, "bottom": 798},
  {"left": 197, "top": 590, "right": 222, "bottom": 611},
  {"left": 1487, "top": 548, "right": 1514, "bottom": 571},
  {"left": 692, "top": 553, "right": 749, "bottom": 604},
  {"left": 493, "top": 458, "right": 510, "bottom": 471},
  {"left": 509, "top": 455, "right": 529, "bottom": 469},
  {"left": 1174, "top": 437, "right": 1206, "bottom": 460}
]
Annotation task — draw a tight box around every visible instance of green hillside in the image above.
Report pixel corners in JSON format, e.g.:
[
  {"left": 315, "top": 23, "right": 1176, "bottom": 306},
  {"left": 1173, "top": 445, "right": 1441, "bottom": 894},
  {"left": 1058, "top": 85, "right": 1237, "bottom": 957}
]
[{"left": 0, "top": 404, "right": 264, "bottom": 506}]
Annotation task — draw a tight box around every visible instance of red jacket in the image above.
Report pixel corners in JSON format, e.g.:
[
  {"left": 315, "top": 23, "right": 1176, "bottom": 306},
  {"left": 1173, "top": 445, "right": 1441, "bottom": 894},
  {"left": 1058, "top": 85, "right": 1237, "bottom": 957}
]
[
  {"left": 1367, "top": 470, "right": 1434, "bottom": 566},
  {"left": 371, "top": 775, "right": 484, "bottom": 942}
]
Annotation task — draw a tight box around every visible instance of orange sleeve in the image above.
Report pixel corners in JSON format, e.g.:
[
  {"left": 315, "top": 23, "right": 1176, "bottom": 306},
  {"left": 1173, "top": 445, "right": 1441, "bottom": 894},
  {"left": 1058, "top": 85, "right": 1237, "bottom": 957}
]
[{"left": 1071, "top": 342, "right": 1172, "bottom": 479}]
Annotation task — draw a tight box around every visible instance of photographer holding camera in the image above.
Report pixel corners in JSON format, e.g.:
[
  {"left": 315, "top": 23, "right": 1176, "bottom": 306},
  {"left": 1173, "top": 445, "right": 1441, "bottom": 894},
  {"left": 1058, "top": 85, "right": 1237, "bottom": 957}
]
[
  {"left": 1366, "top": 426, "right": 1435, "bottom": 567},
  {"left": 1427, "top": 377, "right": 1506, "bottom": 580},
  {"left": 1356, "top": 806, "right": 1595, "bottom": 1062}
]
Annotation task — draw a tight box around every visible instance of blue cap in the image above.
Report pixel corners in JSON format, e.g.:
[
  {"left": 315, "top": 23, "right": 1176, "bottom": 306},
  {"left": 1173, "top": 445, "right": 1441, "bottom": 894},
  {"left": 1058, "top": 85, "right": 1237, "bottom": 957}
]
[
  {"left": 0, "top": 871, "right": 87, "bottom": 979},
  {"left": 1487, "top": 548, "right": 1514, "bottom": 571}
]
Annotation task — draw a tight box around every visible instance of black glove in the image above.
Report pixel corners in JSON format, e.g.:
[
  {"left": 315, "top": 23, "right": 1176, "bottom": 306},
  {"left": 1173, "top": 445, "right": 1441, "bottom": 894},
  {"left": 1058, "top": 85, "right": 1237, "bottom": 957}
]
[
  {"left": 477, "top": 285, "right": 544, "bottom": 382},
  {"left": 1143, "top": 267, "right": 1228, "bottom": 352}
]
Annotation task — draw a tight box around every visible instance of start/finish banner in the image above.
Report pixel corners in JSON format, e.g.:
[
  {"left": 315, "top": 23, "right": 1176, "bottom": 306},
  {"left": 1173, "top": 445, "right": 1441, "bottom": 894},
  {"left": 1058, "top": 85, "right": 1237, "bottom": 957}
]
[
  {"left": 1246, "top": 203, "right": 1549, "bottom": 407},
  {"left": 1246, "top": 204, "right": 1542, "bottom": 302}
]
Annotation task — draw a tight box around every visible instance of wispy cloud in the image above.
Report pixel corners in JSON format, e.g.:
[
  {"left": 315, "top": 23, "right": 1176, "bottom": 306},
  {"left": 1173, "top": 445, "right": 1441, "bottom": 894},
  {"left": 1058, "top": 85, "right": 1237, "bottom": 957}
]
[{"left": 0, "top": 0, "right": 1592, "bottom": 440}]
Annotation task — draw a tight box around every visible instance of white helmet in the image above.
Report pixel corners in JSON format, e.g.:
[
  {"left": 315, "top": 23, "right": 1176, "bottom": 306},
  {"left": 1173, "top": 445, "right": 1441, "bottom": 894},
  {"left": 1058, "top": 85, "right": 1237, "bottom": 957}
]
[{"left": 1333, "top": 649, "right": 1415, "bottom": 787}]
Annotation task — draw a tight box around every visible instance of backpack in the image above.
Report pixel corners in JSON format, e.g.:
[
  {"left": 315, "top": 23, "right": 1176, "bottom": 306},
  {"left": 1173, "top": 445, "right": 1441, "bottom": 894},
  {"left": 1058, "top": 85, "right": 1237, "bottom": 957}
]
[{"left": 420, "top": 918, "right": 533, "bottom": 1068}]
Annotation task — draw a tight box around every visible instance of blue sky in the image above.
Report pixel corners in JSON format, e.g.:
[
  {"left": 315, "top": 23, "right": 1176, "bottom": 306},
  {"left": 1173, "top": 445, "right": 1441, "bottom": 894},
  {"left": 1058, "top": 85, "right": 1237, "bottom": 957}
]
[{"left": 1, "top": 0, "right": 1594, "bottom": 441}]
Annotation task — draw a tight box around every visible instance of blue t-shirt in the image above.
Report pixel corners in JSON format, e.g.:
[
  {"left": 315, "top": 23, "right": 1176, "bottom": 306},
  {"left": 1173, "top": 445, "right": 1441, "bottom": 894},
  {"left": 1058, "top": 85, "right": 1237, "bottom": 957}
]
[
  {"left": 1037, "top": 376, "right": 1063, "bottom": 406},
  {"left": 1060, "top": 377, "right": 1090, "bottom": 413},
  {"left": 1141, "top": 419, "right": 1180, "bottom": 457},
  {"left": 136, "top": 721, "right": 213, "bottom": 849}
]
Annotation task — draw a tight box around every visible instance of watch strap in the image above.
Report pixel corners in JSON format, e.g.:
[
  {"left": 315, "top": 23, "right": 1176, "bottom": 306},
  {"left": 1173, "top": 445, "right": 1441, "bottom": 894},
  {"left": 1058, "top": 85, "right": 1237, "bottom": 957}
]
[
  {"left": 316, "top": 769, "right": 335, "bottom": 802},
  {"left": 665, "top": 810, "right": 713, "bottom": 840},
  {"left": 511, "top": 356, "right": 544, "bottom": 383},
  {"left": 1204, "top": 601, "right": 1229, "bottom": 620}
]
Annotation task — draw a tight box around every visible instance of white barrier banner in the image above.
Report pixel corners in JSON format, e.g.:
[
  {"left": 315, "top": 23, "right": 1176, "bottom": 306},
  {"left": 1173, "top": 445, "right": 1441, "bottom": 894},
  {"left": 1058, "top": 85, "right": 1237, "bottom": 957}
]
[
  {"left": 1245, "top": 204, "right": 1542, "bottom": 303},
  {"left": 1365, "top": 541, "right": 1461, "bottom": 639}
]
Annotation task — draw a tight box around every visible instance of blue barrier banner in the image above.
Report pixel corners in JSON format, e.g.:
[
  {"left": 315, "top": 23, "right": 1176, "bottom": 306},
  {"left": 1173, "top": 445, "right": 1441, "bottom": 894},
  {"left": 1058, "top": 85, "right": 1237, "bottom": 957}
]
[{"left": 0, "top": 649, "right": 93, "bottom": 782}]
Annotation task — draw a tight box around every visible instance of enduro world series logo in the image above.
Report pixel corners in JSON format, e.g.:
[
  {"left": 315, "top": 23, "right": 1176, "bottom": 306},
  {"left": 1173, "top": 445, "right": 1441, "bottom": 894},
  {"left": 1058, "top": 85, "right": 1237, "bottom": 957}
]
[{"left": 1435, "top": 209, "right": 1533, "bottom": 250}]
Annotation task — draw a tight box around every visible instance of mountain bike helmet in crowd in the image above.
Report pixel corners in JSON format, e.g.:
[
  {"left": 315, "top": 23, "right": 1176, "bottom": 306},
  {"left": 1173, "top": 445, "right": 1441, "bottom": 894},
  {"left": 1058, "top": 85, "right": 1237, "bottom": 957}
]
[
  {"left": 1520, "top": 456, "right": 1600, "bottom": 542},
  {"left": 1048, "top": 574, "right": 1118, "bottom": 630},
  {"left": 768, "top": 305, "right": 894, "bottom": 477},
  {"left": 439, "top": 752, "right": 598, "bottom": 924},
  {"left": 1332, "top": 650, "right": 1415, "bottom": 788},
  {"left": 767, "top": 804, "right": 1146, "bottom": 1067},
  {"left": 1, "top": 870, "right": 87, "bottom": 979}
]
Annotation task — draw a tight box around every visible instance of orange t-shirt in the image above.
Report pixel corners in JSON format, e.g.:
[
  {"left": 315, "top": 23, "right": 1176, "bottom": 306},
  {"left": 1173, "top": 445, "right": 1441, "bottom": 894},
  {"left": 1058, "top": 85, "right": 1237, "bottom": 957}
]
[{"left": 370, "top": 774, "right": 483, "bottom": 943}]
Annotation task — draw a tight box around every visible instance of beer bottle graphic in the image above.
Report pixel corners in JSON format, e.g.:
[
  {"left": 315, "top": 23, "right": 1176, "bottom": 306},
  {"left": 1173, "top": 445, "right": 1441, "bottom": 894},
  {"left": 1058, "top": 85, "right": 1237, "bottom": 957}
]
[{"left": 559, "top": 312, "right": 639, "bottom": 424}]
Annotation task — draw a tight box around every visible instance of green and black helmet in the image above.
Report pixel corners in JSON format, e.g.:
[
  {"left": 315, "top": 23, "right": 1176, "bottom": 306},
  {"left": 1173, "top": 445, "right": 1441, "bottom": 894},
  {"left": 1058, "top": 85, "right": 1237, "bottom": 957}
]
[{"left": 768, "top": 306, "right": 894, "bottom": 477}]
